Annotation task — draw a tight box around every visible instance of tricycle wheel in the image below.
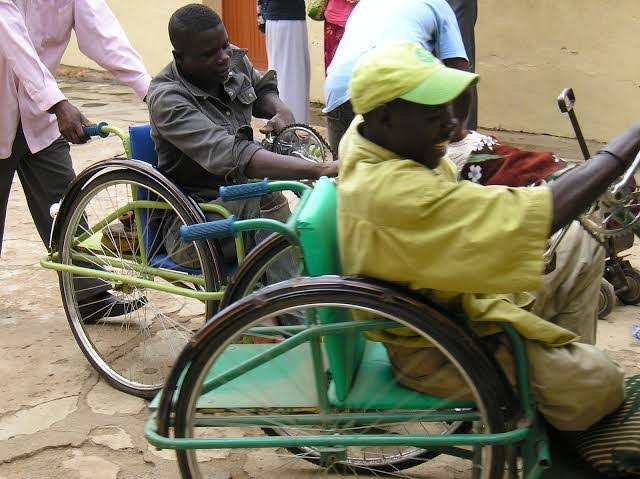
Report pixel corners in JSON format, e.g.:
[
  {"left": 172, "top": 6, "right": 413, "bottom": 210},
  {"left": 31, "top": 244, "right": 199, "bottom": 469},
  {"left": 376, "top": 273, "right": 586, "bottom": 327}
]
[
  {"left": 173, "top": 277, "right": 514, "bottom": 478},
  {"left": 598, "top": 278, "right": 615, "bottom": 319},
  {"left": 617, "top": 268, "right": 640, "bottom": 305},
  {"left": 56, "top": 169, "right": 220, "bottom": 397}
]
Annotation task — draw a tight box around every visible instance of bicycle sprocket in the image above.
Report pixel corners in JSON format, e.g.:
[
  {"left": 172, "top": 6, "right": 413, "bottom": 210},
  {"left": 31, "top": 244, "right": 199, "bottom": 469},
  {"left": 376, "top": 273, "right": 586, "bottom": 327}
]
[
  {"left": 270, "top": 123, "right": 335, "bottom": 163},
  {"left": 578, "top": 185, "right": 640, "bottom": 243}
]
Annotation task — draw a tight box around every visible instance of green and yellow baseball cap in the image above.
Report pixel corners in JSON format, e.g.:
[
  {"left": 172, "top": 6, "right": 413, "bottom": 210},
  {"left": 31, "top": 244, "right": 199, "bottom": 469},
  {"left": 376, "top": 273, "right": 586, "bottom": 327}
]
[{"left": 349, "top": 42, "right": 479, "bottom": 114}]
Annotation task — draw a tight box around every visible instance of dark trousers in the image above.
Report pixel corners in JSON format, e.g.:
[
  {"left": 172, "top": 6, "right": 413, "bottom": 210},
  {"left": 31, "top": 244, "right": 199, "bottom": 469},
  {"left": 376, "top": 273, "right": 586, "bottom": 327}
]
[
  {"left": 326, "top": 100, "right": 356, "bottom": 156},
  {"left": 0, "top": 127, "right": 110, "bottom": 301},
  {"left": 0, "top": 126, "right": 75, "bottom": 255},
  {"left": 446, "top": 0, "right": 478, "bottom": 130}
]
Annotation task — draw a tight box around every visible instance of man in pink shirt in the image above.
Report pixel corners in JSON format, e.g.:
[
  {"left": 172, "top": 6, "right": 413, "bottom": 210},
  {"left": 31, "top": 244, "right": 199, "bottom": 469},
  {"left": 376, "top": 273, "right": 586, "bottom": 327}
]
[{"left": 0, "top": 0, "right": 151, "bottom": 318}]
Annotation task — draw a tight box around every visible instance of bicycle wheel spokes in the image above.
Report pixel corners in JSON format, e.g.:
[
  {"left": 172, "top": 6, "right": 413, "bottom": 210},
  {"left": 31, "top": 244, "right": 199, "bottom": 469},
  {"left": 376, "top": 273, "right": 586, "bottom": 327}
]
[
  {"left": 174, "top": 281, "right": 511, "bottom": 478},
  {"left": 58, "top": 171, "right": 218, "bottom": 397}
]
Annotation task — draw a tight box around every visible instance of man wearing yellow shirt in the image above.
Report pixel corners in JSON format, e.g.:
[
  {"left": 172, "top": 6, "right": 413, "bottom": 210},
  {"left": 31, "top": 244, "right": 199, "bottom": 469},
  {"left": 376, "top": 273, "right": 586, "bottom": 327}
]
[{"left": 338, "top": 42, "right": 640, "bottom": 431}]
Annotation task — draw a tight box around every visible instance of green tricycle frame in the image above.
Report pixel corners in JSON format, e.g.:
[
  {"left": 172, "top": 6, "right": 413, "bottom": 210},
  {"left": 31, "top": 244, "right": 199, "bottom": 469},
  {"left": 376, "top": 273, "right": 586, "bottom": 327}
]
[
  {"left": 143, "top": 176, "right": 551, "bottom": 479},
  {"left": 41, "top": 124, "right": 245, "bottom": 303},
  {"left": 39, "top": 123, "right": 308, "bottom": 398}
]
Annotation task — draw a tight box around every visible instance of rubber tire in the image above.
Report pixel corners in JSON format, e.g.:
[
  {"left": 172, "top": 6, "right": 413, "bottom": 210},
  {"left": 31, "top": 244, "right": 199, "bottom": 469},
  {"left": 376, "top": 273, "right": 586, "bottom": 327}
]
[
  {"left": 174, "top": 277, "right": 513, "bottom": 478},
  {"left": 617, "top": 268, "right": 640, "bottom": 305},
  {"left": 598, "top": 278, "right": 616, "bottom": 319},
  {"left": 56, "top": 169, "right": 220, "bottom": 398},
  {"left": 220, "top": 232, "right": 296, "bottom": 309}
]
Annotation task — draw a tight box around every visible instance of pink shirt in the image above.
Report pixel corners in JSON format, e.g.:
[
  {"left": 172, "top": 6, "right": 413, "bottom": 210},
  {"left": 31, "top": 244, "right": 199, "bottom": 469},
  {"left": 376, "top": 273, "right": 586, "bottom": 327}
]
[
  {"left": 324, "top": 0, "right": 358, "bottom": 28},
  {"left": 0, "top": 0, "right": 151, "bottom": 159}
]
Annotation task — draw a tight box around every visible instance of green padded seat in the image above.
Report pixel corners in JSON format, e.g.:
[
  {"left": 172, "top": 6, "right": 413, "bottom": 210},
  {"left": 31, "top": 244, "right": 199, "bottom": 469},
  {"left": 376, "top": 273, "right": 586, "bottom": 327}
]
[
  {"left": 329, "top": 340, "right": 474, "bottom": 410},
  {"left": 149, "top": 343, "right": 319, "bottom": 411},
  {"left": 296, "top": 177, "right": 366, "bottom": 402}
]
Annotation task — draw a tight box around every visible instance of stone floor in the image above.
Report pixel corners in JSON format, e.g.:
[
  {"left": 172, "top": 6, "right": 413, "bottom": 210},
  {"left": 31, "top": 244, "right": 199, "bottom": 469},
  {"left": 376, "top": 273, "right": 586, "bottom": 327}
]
[{"left": 1, "top": 77, "right": 639, "bottom": 479}]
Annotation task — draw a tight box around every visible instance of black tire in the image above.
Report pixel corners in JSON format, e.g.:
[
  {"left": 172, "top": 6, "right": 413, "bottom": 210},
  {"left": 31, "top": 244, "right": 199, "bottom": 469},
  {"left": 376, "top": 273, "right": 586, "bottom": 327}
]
[
  {"left": 56, "top": 169, "right": 221, "bottom": 398},
  {"left": 598, "top": 278, "right": 616, "bottom": 319},
  {"left": 174, "top": 276, "right": 513, "bottom": 478},
  {"left": 220, "top": 233, "right": 299, "bottom": 309},
  {"left": 617, "top": 268, "right": 640, "bottom": 305}
]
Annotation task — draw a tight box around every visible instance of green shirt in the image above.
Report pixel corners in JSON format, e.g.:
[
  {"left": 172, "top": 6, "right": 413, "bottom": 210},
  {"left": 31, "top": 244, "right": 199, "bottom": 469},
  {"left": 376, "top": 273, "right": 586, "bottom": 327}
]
[{"left": 338, "top": 117, "right": 576, "bottom": 347}]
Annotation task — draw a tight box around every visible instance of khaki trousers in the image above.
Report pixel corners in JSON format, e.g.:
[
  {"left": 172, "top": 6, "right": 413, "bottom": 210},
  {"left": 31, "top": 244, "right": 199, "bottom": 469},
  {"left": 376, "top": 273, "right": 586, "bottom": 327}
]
[{"left": 386, "top": 222, "right": 625, "bottom": 431}]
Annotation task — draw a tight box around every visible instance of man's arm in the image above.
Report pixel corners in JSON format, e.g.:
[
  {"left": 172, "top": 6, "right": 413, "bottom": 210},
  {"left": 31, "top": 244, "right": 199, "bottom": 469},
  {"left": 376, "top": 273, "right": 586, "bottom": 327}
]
[
  {"left": 149, "top": 88, "right": 337, "bottom": 181},
  {"left": 0, "top": 0, "right": 64, "bottom": 111},
  {"left": 246, "top": 148, "right": 337, "bottom": 179},
  {"left": 0, "top": 0, "right": 90, "bottom": 143},
  {"left": 73, "top": 0, "right": 151, "bottom": 100}
]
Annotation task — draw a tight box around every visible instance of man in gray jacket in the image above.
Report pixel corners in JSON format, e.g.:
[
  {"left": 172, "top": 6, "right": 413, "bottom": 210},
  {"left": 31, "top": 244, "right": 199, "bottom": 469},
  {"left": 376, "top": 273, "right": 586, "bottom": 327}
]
[{"left": 148, "top": 4, "right": 337, "bottom": 267}]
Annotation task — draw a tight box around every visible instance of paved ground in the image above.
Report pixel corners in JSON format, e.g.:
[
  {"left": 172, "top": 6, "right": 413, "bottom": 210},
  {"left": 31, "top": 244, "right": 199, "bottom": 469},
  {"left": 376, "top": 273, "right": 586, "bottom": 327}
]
[{"left": 1, "top": 78, "right": 640, "bottom": 479}]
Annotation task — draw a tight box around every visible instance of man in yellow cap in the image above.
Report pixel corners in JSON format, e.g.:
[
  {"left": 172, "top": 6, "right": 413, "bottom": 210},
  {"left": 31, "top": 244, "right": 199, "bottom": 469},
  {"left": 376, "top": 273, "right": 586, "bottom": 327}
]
[{"left": 337, "top": 42, "right": 640, "bottom": 431}]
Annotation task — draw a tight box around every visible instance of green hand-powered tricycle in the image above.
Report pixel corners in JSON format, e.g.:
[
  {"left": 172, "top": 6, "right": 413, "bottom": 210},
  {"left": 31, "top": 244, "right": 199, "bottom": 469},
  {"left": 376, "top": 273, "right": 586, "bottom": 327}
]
[
  {"left": 142, "top": 162, "right": 640, "bottom": 478},
  {"left": 40, "top": 121, "right": 331, "bottom": 398}
]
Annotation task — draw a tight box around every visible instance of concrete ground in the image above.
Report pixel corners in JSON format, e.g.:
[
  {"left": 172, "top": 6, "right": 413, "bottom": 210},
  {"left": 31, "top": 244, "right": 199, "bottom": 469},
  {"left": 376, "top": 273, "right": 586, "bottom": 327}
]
[{"left": 1, "top": 78, "right": 639, "bottom": 479}]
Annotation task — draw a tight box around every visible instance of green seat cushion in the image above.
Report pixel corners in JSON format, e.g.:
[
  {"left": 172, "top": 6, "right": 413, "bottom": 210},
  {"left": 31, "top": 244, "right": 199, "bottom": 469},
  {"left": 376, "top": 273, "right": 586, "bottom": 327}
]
[
  {"left": 329, "top": 340, "right": 474, "bottom": 410},
  {"left": 295, "top": 177, "right": 366, "bottom": 402},
  {"left": 296, "top": 176, "right": 340, "bottom": 276},
  {"left": 149, "top": 343, "right": 319, "bottom": 411},
  {"left": 576, "top": 375, "right": 640, "bottom": 477}
]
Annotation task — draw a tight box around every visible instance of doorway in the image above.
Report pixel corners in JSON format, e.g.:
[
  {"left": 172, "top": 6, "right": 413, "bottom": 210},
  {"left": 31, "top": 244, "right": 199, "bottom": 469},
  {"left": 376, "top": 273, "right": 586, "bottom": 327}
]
[{"left": 222, "top": 0, "right": 268, "bottom": 70}]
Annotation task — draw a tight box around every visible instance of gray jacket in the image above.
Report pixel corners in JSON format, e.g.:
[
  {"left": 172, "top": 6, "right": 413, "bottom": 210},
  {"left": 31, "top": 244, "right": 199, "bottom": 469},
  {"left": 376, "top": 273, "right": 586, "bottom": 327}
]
[{"left": 147, "top": 48, "right": 279, "bottom": 200}]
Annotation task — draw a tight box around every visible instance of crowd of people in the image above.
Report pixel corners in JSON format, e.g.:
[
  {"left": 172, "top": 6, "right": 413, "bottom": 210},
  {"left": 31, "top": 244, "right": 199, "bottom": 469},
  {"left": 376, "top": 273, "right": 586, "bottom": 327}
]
[{"left": 2, "top": 0, "right": 640, "bottom": 471}]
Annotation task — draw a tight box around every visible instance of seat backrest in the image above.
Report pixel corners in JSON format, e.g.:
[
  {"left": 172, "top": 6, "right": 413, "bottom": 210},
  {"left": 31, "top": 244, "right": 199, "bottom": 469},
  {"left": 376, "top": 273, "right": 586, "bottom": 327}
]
[
  {"left": 296, "top": 177, "right": 366, "bottom": 401},
  {"left": 127, "top": 124, "right": 202, "bottom": 273},
  {"left": 129, "top": 124, "right": 158, "bottom": 167}
]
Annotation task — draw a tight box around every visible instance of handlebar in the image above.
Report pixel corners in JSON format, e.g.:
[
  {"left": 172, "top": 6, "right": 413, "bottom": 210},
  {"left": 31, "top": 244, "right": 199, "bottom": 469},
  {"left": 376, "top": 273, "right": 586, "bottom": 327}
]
[
  {"left": 82, "top": 122, "right": 109, "bottom": 138},
  {"left": 179, "top": 216, "right": 237, "bottom": 242},
  {"left": 219, "top": 179, "right": 269, "bottom": 201},
  {"left": 557, "top": 88, "right": 575, "bottom": 113}
]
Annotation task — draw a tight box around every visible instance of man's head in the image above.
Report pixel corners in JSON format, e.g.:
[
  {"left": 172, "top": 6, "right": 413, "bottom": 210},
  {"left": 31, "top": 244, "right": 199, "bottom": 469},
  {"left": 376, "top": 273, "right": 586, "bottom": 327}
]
[
  {"left": 169, "top": 4, "right": 230, "bottom": 88},
  {"left": 350, "top": 43, "right": 479, "bottom": 167}
]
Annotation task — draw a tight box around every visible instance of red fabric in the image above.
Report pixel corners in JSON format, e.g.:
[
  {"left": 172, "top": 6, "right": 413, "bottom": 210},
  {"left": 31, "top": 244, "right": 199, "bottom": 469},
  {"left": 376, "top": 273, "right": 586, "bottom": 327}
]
[
  {"left": 325, "top": 0, "right": 358, "bottom": 26},
  {"left": 482, "top": 144, "right": 563, "bottom": 187},
  {"left": 460, "top": 140, "right": 565, "bottom": 187},
  {"left": 324, "top": 21, "right": 345, "bottom": 73}
]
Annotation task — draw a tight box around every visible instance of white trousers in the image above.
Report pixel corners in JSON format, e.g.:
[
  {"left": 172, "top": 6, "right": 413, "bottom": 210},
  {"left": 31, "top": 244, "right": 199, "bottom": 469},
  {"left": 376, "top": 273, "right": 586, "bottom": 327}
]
[{"left": 266, "top": 20, "right": 310, "bottom": 124}]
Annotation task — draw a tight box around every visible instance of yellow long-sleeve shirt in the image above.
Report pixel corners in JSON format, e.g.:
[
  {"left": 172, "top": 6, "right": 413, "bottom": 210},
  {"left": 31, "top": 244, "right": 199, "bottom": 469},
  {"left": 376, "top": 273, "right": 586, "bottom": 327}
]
[{"left": 337, "top": 116, "right": 576, "bottom": 347}]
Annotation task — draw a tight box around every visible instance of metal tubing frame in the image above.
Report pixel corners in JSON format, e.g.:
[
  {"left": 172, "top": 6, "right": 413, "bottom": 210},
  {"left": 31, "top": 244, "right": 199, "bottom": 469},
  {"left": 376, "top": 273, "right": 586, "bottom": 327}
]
[
  {"left": 499, "top": 322, "right": 550, "bottom": 477},
  {"left": 66, "top": 251, "right": 207, "bottom": 286},
  {"left": 183, "top": 411, "right": 481, "bottom": 428},
  {"left": 144, "top": 415, "right": 529, "bottom": 450},
  {"left": 40, "top": 255, "right": 224, "bottom": 301},
  {"left": 143, "top": 321, "right": 539, "bottom": 458}
]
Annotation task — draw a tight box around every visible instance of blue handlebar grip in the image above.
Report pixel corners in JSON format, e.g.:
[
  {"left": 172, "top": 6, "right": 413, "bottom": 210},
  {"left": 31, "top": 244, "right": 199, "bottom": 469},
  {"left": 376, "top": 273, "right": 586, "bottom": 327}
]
[
  {"left": 219, "top": 178, "right": 269, "bottom": 201},
  {"left": 179, "top": 216, "right": 237, "bottom": 242},
  {"left": 83, "top": 122, "right": 109, "bottom": 138}
]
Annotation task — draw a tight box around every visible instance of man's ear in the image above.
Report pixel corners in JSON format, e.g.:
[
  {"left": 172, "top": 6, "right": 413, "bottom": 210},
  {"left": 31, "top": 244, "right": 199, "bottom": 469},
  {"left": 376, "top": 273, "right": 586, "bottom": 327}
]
[{"left": 172, "top": 49, "right": 182, "bottom": 64}]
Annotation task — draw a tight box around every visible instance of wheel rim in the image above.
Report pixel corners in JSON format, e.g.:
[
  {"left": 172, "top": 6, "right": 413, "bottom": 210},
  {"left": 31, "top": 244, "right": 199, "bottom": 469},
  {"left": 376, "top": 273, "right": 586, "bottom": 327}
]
[
  {"left": 59, "top": 178, "right": 215, "bottom": 395},
  {"left": 620, "top": 272, "right": 640, "bottom": 303},
  {"left": 176, "top": 295, "right": 506, "bottom": 478},
  {"left": 598, "top": 287, "right": 608, "bottom": 313}
]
